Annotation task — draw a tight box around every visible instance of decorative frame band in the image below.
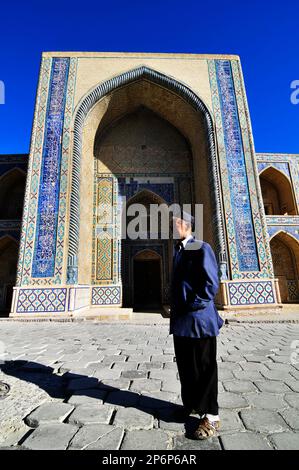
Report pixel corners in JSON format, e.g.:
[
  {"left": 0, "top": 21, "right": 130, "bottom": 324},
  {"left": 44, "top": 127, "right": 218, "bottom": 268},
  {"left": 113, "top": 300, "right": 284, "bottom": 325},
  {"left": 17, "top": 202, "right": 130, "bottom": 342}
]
[{"left": 67, "top": 66, "right": 228, "bottom": 283}]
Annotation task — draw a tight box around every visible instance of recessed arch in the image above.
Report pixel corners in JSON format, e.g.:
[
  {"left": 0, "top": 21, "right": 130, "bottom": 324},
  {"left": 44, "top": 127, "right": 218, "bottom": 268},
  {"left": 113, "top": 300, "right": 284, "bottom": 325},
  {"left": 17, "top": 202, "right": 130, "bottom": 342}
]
[
  {"left": 0, "top": 235, "right": 19, "bottom": 314},
  {"left": 133, "top": 248, "right": 162, "bottom": 261},
  {"left": 132, "top": 247, "right": 162, "bottom": 310},
  {"left": 126, "top": 188, "right": 168, "bottom": 207},
  {"left": 270, "top": 230, "right": 299, "bottom": 302},
  {"left": 67, "top": 66, "right": 228, "bottom": 283},
  {"left": 0, "top": 168, "right": 26, "bottom": 219},
  {"left": 259, "top": 166, "right": 297, "bottom": 215}
]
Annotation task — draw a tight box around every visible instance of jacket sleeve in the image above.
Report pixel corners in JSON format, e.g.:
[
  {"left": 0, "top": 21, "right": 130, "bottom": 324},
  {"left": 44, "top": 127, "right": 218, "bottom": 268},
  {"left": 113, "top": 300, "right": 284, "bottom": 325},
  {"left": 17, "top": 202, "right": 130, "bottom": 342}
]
[{"left": 187, "top": 243, "right": 219, "bottom": 310}]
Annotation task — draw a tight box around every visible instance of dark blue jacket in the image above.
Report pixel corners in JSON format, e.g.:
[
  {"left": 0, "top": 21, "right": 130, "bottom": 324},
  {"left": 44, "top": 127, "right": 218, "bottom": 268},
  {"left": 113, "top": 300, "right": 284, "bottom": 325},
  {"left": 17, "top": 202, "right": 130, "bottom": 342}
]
[{"left": 169, "top": 237, "right": 224, "bottom": 338}]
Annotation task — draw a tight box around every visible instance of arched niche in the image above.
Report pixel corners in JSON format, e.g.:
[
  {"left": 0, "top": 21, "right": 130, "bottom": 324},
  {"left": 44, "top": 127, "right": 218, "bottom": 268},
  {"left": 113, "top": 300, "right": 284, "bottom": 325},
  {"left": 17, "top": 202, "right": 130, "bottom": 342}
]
[
  {"left": 0, "top": 168, "right": 26, "bottom": 219},
  {"left": 270, "top": 231, "right": 299, "bottom": 302},
  {"left": 0, "top": 235, "right": 18, "bottom": 314},
  {"left": 260, "top": 166, "right": 297, "bottom": 215},
  {"left": 68, "top": 66, "right": 227, "bottom": 286}
]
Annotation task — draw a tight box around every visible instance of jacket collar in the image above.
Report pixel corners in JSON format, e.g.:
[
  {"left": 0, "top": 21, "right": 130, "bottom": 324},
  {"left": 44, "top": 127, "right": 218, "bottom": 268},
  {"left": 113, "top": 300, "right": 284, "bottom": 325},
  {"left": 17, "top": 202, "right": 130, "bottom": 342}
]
[{"left": 181, "top": 234, "right": 194, "bottom": 248}]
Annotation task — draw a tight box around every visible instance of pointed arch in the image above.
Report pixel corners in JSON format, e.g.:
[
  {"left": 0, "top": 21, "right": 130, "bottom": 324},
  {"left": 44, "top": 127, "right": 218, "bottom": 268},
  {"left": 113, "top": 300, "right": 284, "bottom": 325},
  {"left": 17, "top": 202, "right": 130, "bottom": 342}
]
[
  {"left": 0, "top": 168, "right": 26, "bottom": 219},
  {"left": 270, "top": 230, "right": 299, "bottom": 302},
  {"left": 67, "top": 66, "right": 227, "bottom": 283},
  {"left": 259, "top": 166, "right": 297, "bottom": 215},
  {"left": 133, "top": 248, "right": 162, "bottom": 261},
  {"left": 0, "top": 235, "right": 19, "bottom": 313},
  {"left": 126, "top": 188, "right": 168, "bottom": 207}
]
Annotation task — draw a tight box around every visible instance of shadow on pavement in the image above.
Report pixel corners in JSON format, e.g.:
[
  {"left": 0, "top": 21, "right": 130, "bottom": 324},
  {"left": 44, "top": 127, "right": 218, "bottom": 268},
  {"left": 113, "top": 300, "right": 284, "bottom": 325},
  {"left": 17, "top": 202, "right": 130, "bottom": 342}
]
[{"left": 0, "top": 360, "right": 201, "bottom": 438}]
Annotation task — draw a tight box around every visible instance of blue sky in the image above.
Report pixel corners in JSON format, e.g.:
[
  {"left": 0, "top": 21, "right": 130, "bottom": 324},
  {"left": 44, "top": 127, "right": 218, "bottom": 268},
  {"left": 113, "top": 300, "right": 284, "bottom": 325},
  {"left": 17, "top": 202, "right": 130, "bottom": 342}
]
[{"left": 0, "top": 0, "right": 298, "bottom": 154}]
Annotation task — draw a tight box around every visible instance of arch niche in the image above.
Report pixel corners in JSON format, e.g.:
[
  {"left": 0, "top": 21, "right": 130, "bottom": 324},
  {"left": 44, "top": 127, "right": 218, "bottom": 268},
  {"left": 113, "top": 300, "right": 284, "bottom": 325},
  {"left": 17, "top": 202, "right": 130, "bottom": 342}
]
[
  {"left": 270, "top": 231, "right": 299, "bottom": 302},
  {"left": 68, "top": 67, "right": 227, "bottom": 307},
  {"left": 259, "top": 166, "right": 297, "bottom": 215},
  {"left": 0, "top": 236, "right": 18, "bottom": 315},
  {"left": 0, "top": 168, "right": 26, "bottom": 219}
]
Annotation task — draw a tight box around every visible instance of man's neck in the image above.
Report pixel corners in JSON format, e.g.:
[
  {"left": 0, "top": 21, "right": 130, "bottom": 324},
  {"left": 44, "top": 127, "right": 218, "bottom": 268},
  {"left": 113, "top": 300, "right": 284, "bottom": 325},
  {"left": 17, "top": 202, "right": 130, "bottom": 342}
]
[{"left": 181, "top": 233, "right": 193, "bottom": 248}]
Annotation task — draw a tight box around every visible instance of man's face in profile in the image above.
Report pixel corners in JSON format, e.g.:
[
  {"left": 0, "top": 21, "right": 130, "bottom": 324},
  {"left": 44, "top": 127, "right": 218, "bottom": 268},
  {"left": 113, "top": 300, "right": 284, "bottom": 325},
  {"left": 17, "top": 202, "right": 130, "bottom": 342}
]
[{"left": 172, "top": 217, "right": 192, "bottom": 240}]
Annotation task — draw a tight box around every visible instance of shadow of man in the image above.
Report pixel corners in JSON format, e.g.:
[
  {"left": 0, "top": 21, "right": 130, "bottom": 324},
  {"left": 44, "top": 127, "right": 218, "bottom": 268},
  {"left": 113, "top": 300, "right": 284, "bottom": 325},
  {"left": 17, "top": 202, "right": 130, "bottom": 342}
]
[{"left": 0, "top": 360, "right": 201, "bottom": 437}]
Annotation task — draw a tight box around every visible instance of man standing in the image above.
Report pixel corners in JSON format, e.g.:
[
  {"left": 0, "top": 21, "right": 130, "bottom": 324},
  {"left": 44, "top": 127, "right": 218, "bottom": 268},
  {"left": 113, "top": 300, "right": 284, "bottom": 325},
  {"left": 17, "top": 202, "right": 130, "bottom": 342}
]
[{"left": 170, "top": 212, "right": 224, "bottom": 439}]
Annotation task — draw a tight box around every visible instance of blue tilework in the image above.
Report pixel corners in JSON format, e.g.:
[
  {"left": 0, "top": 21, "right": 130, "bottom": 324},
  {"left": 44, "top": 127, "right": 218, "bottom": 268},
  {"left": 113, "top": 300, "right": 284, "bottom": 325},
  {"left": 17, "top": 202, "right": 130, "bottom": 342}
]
[
  {"left": 216, "top": 60, "right": 259, "bottom": 272},
  {"left": 32, "top": 58, "right": 70, "bottom": 277}
]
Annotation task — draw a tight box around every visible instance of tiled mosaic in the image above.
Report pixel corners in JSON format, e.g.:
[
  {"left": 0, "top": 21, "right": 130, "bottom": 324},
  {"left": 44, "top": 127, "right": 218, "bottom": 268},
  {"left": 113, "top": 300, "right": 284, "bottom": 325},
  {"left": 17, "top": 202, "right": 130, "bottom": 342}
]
[
  {"left": 287, "top": 280, "right": 299, "bottom": 301},
  {"left": 215, "top": 60, "right": 259, "bottom": 272},
  {"left": 32, "top": 58, "right": 70, "bottom": 277},
  {"left": 17, "top": 57, "right": 77, "bottom": 286},
  {"left": 258, "top": 161, "right": 291, "bottom": 179},
  {"left": 227, "top": 281, "right": 275, "bottom": 305},
  {"left": 16, "top": 288, "right": 67, "bottom": 313},
  {"left": 267, "top": 224, "right": 299, "bottom": 242},
  {"left": 208, "top": 60, "right": 273, "bottom": 280},
  {"left": 92, "top": 170, "right": 192, "bottom": 288},
  {"left": 91, "top": 286, "right": 121, "bottom": 305}
]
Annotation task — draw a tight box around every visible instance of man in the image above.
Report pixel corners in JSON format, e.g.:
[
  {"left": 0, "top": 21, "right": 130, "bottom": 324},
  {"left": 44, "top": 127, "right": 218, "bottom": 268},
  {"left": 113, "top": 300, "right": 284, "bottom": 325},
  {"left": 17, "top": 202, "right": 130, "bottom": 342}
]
[{"left": 170, "top": 212, "right": 224, "bottom": 440}]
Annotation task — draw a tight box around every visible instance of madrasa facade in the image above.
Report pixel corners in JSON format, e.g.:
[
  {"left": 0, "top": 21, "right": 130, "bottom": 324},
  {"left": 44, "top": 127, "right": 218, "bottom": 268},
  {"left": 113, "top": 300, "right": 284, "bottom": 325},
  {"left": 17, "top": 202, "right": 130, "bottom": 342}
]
[{"left": 1, "top": 52, "right": 299, "bottom": 317}]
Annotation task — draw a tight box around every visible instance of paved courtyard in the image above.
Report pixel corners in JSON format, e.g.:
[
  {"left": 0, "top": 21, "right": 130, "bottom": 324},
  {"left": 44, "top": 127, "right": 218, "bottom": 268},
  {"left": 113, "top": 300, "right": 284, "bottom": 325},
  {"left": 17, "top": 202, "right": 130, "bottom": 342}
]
[{"left": 0, "top": 319, "right": 299, "bottom": 450}]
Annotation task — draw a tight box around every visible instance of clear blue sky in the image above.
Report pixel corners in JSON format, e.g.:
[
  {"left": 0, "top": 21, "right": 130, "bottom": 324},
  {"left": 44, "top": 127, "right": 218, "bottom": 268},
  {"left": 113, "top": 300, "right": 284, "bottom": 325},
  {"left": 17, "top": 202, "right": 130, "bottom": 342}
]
[{"left": 0, "top": 0, "right": 298, "bottom": 154}]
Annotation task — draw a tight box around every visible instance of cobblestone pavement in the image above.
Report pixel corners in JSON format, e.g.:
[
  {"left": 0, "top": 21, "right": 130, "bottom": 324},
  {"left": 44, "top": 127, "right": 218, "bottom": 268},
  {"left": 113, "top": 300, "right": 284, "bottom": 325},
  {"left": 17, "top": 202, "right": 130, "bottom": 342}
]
[{"left": 0, "top": 321, "right": 299, "bottom": 450}]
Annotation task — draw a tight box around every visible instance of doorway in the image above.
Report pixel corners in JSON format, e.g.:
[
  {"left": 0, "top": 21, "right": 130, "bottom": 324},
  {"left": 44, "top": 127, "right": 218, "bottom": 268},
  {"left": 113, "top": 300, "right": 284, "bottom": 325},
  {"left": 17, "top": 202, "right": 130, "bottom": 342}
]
[{"left": 133, "top": 250, "right": 162, "bottom": 310}]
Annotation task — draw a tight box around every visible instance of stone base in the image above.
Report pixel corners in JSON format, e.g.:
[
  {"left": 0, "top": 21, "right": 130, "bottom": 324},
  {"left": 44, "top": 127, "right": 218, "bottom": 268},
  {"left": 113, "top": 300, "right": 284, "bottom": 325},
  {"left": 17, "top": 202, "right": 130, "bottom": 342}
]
[
  {"left": 10, "top": 277, "right": 282, "bottom": 317},
  {"left": 10, "top": 285, "right": 122, "bottom": 317},
  {"left": 219, "top": 278, "right": 282, "bottom": 309}
]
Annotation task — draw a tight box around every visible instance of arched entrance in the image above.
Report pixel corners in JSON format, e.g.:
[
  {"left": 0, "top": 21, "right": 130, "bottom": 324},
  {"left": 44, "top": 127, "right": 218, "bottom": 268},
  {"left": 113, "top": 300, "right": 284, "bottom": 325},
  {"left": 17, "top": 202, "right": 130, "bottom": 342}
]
[
  {"left": 0, "top": 236, "right": 18, "bottom": 315},
  {"left": 260, "top": 167, "right": 297, "bottom": 215},
  {"left": 120, "top": 187, "right": 171, "bottom": 308},
  {"left": 133, "top": 249, "right": 162, "bottom": 310},
  {"left": 270, "top": 232, "right": 299, "bottom": 302},
  {"left": 69, "top": 66, "right": 228, "bottom": 289}
]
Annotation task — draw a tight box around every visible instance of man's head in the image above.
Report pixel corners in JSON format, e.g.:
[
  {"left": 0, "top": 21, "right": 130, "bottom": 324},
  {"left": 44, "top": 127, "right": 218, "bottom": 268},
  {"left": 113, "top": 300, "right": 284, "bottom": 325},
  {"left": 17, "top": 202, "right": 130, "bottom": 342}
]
[{"left": 172, "top": 210, "right": 194, "bottom": 240}]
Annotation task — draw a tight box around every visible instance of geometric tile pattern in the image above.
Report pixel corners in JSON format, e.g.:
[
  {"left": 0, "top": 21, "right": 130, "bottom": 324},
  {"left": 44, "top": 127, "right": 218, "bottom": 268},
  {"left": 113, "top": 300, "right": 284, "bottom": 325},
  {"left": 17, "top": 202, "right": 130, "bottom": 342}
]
[
  {"left": 215, "top": 60, "right": 259, "bottom": 272},
  {"left": 16, "top": 288, "right": 67, "bottom": 313},
  {"left": 92, "top": 170, "right": 190, "bottom": 286},
  {"left": 208, "top": 60, "right": 273, "bottom": 280},
  {"left": 228, "top": 281, "right": 275, "bottom": 305},
  {"left": 231, "top": 62, "right": 274, "bottom": 279},
  {"left": 16, "top": 57, "right": 77, "bottom": 286},
  {"left": 267, "top": 224, "right": 299, "bottom": 242},
  {"left": 16, "top": 57, "right": 52, "bottom": 285},
  {"left": 96, "top": 237, "right": 113, "bottom": 281},
  {"left": 287, "top": 280, "right": 299, "bottom": 301},
  {"left": 32, "top": 58, "right": 70, "bottom": 277},
  {"left": 257, "top": 161, "right": 291, "bottom": 179},
  {"left": 97, "top": 177, "right": 113, "bottom": 224},
  {"left": 118, "top": 177, "right": 175, "bottom": 205},
  {"left": 91, "top": 286, "right": 121, "bottom": 305},
  {"left": 92, "top": 176, "right": 117, "bottom": 284}
]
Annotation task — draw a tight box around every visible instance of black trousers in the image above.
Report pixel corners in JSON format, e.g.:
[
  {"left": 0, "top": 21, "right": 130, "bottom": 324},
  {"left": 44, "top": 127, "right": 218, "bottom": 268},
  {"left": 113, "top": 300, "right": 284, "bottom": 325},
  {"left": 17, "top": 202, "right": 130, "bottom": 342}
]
[{"left": 173, "top": 334, "right": 219, "bottom": 415}]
